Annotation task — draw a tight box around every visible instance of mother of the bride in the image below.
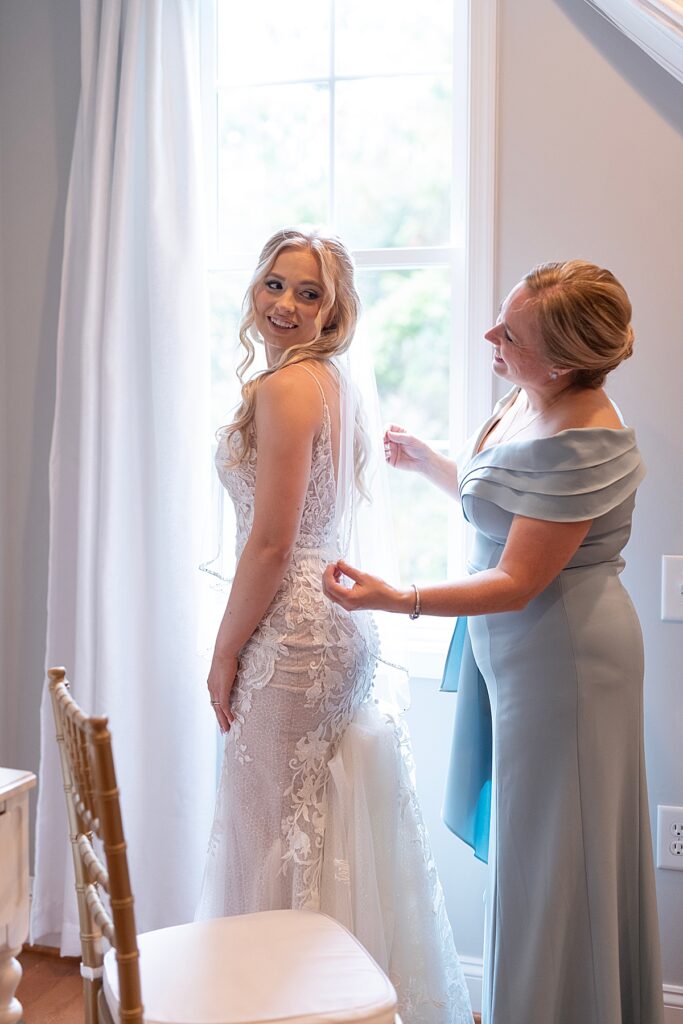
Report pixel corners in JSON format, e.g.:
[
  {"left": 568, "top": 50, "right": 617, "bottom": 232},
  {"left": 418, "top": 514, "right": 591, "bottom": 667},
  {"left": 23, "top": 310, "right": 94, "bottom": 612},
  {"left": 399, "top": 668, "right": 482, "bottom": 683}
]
[{"left": 323, "top": 259, "right": 664, "bottom": 1024}]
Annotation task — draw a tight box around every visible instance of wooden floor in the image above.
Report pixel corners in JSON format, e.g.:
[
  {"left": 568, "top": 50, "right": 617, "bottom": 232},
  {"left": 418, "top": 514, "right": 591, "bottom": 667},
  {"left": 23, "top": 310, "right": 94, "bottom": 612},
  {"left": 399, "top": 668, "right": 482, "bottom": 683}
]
[
  {"left": 16, "top": 947, "right": 482, "bottom": 1023},
  {"left": 16, "top": 948, "right": 83, "bottom": 1024}
]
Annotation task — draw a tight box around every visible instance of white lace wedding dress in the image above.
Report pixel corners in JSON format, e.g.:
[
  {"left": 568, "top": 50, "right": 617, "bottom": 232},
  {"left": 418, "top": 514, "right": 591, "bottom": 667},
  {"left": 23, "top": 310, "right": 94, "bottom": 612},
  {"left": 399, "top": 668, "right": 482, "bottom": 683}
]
[{"left": 196, "top": 373, "right": 472, "bottom": 1024}]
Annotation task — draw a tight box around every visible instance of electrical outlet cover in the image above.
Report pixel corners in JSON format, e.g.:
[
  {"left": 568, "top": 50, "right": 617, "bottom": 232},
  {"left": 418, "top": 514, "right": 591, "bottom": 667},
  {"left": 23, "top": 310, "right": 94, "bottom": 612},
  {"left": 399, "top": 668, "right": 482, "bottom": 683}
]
[
  {"left": 657, "top": 805, "right": 683, "bottom": 870},
  {"left": 661, "top": 555, "right": 683, "bottom": 621}
]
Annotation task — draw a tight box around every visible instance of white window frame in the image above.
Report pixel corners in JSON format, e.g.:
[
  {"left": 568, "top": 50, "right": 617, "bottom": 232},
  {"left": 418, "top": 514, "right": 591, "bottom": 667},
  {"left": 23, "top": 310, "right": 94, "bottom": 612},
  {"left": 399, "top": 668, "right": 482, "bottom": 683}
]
[{"left": 198, "top": 0, "right": 498, "bottom": 680}]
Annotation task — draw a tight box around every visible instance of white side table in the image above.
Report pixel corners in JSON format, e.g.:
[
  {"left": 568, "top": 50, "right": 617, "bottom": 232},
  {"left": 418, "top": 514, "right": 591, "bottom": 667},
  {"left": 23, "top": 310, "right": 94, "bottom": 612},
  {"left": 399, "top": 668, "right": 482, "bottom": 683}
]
[{"left": 0, "top": 768, "right": 37, "bottom": 1024}]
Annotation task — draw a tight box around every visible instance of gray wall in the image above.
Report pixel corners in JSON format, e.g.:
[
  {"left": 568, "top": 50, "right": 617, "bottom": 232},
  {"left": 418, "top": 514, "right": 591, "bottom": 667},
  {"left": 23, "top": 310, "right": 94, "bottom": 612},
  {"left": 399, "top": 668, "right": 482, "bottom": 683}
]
[
  {"left": 0, "top": 0, "right": 80, "bottom": 798},
  {"left": 1, "top": 0, "right": 681, "bottom": 997}
]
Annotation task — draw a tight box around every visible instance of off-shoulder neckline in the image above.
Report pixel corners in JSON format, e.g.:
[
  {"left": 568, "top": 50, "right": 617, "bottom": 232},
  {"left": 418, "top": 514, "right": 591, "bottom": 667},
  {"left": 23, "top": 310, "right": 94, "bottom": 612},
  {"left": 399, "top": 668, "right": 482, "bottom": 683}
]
[{"left": 475, "top": 387, "right": 628, "bottom": 454}]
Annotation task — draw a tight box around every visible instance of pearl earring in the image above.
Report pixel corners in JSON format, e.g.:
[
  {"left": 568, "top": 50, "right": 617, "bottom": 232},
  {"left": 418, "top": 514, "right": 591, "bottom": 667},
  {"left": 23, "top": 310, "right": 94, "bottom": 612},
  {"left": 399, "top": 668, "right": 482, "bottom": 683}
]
[{"left": 549, "top": 370, "right": 558, "bottom": 381}]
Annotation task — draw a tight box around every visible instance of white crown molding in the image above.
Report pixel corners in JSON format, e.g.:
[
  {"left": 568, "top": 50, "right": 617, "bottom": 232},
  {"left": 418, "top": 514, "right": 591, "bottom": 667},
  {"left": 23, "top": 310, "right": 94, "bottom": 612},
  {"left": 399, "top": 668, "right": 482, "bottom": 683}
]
[{"left": 585, "top": 0, "right": 683, "bottom": 84}]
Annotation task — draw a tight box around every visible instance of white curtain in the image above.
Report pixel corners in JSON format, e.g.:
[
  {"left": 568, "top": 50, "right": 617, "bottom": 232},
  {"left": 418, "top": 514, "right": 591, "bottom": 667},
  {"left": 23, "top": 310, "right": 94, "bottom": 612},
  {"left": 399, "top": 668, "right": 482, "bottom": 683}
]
[{"left": 31, "top": 0, "right": 217, "bottom": 953}]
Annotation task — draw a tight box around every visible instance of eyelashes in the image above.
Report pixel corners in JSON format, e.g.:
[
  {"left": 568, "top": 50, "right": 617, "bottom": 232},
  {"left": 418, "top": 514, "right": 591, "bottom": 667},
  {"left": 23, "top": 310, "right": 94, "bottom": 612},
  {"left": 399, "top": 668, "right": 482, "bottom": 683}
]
[{"left": 264, "top": 279, "right": 321, "bottom": 302}]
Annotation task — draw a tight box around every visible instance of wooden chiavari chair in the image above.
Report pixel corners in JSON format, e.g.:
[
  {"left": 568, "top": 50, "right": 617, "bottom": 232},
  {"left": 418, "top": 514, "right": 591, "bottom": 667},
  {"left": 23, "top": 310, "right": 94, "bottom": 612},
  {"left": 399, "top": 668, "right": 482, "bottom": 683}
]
[{"left": 48, "top": 666, "right": 399, "bottom": 1024}]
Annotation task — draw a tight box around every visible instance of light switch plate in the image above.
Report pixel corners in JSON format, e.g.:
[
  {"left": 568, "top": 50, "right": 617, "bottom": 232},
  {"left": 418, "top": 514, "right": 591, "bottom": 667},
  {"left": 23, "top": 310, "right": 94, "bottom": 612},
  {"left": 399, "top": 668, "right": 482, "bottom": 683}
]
[{"left": 661, "top": 556, "right": 683, "bottom": 622}]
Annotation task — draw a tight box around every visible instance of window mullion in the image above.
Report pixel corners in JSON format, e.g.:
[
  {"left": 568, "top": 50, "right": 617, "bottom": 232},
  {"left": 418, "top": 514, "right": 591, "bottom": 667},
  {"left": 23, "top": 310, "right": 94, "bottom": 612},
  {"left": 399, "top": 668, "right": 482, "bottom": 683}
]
[
  {"left": 329, "top": 0, "right": 336, "bottom": 226},
  {"left": 209, "top": 247, "right": 459, "bottom": 275},
  {"left": 352, "top": 247, "right": 458, "bottom": 270}
]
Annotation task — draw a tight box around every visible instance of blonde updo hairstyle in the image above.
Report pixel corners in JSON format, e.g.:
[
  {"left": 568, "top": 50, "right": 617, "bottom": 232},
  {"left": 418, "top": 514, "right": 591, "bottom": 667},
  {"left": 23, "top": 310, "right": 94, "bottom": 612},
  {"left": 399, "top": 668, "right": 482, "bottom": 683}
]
[
  {"left": 524, "top": 260, "right": 635, "bottom": 389},
  {"left": 223, "top": 227, "right": 369, "bottom": 491}
]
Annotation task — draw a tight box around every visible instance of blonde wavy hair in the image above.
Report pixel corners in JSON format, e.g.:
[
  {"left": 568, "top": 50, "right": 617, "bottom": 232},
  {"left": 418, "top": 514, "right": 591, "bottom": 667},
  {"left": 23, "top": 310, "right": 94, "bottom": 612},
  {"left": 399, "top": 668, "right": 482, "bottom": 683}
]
[
  {"left": 222, "top": 227, "right": 369, "bottom": 494},
  {"left": 524, "top": 260, "right": 635, "bottom": 389}
]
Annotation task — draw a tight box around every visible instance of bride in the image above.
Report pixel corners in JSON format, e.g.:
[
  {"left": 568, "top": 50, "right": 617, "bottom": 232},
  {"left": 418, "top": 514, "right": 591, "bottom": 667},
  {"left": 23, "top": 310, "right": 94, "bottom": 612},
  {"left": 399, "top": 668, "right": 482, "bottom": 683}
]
[{"left": 196, "top": 227, "right": 472, "bottom": 1024}]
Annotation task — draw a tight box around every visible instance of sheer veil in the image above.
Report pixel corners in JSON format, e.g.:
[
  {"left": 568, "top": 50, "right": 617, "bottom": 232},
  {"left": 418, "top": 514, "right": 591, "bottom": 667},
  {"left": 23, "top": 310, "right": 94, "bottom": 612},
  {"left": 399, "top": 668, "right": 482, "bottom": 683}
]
[{"left": 333, "top": 334, "right": 410, "bottom": 713}]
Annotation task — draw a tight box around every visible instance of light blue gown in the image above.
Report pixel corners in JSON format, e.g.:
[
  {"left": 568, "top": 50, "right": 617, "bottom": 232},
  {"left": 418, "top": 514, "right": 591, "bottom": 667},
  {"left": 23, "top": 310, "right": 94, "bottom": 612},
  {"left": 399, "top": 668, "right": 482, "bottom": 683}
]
[{"left": 442, "top": 390, "right": 664, "bottom": 1024}]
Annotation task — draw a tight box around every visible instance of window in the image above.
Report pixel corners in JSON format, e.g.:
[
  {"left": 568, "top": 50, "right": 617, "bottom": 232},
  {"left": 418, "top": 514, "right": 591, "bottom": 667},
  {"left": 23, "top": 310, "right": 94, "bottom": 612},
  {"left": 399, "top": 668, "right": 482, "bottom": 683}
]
[{"left": 199, "top": 0, "right": 496, "bottom": 676}]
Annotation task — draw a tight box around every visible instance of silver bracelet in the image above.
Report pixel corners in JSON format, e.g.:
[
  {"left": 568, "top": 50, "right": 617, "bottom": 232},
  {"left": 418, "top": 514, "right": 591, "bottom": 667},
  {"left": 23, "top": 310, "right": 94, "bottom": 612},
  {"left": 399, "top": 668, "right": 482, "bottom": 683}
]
[{"left": 409, "top": 583, "right": 421, "bottom": 620}]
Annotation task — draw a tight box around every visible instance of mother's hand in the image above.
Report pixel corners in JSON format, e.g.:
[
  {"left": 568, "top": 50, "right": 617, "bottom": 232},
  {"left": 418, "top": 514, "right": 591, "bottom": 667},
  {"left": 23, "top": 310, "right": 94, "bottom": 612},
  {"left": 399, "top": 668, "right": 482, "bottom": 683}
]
[
  {"left": 207, "top": 651, "right": 239, "bottom": 734},
  {"left": 322, "top": 559, "right": 404, "bottom": 613},
  {"left": 383, "top": 423, "right": 432, "bottom": 473}
]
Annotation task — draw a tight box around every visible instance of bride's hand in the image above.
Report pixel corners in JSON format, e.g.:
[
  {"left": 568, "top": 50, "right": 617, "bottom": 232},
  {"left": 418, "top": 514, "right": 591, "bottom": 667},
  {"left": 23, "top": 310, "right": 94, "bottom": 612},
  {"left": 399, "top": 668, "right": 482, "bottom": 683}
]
[
  {"left": 383, "top": 423, "right": 432, "bottom": 473},
  {"left": 322, "top": 559, "right": 404, "bottom": 613},
  {"left": 207, "top": 651, "right": 239, "bottom": 734}
]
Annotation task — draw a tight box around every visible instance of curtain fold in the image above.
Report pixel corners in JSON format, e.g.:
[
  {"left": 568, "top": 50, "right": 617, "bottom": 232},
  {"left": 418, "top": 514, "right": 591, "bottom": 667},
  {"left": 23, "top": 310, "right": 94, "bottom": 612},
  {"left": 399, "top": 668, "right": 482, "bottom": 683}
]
[{"left": 31, "top": 0, "right": 217, "bottom": 953}]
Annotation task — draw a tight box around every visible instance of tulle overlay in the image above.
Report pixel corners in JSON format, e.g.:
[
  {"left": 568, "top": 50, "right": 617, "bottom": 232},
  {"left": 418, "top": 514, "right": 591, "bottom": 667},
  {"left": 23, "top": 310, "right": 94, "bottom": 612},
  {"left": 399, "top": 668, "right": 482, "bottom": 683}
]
[{"left": 196, "top": 387, "right": 472, "bottom": 1024}]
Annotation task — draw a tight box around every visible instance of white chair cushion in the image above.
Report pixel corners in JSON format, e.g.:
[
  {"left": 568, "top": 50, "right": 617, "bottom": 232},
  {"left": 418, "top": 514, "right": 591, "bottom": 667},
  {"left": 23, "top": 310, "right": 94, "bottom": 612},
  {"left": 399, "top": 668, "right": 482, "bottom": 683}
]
[{"left": 102, "top": 909, "right": 397, "bottom": 1024}]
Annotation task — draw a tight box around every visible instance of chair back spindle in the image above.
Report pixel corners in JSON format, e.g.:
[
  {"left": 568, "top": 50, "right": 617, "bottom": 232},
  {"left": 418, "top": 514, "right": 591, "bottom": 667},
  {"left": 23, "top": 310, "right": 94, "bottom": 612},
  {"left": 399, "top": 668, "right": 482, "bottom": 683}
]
[{"left": 48, "top": 667, "right": 143, "bottom": 1024}]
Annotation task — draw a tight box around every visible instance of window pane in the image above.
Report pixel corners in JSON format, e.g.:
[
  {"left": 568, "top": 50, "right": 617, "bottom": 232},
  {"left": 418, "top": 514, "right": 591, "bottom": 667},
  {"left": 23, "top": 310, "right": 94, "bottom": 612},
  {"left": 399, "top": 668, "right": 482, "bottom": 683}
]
[
  {"left": 209, "top": 270, "right": 252, "bottom": 431},
  {"left": 216, "top": 0, "right": 331, "bottom": 85},
  {"left": 357, "top": 267, "right": 451, "bottom": 440},
  {"left": 218, "top": 84, "right": 329, "bottom": 253},
  {"left": 384, "top": 465, "right": 449, "bottom": 584},
  {"left": 336, "top": 0, "right": 453, "bottom": 76},
  {"left": 356, "top": 267, "right": 451, "bottom": 583},
  {"left": 335, "top": 76, "right": 452, "bottom": 249}
]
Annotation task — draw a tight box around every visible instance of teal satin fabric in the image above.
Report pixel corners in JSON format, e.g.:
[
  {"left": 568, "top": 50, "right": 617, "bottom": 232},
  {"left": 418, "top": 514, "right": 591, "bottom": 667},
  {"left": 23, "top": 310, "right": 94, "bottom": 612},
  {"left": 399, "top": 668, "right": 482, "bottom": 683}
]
[{"left": 440, "top": 617, "right": 492, "bottom": 863}]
